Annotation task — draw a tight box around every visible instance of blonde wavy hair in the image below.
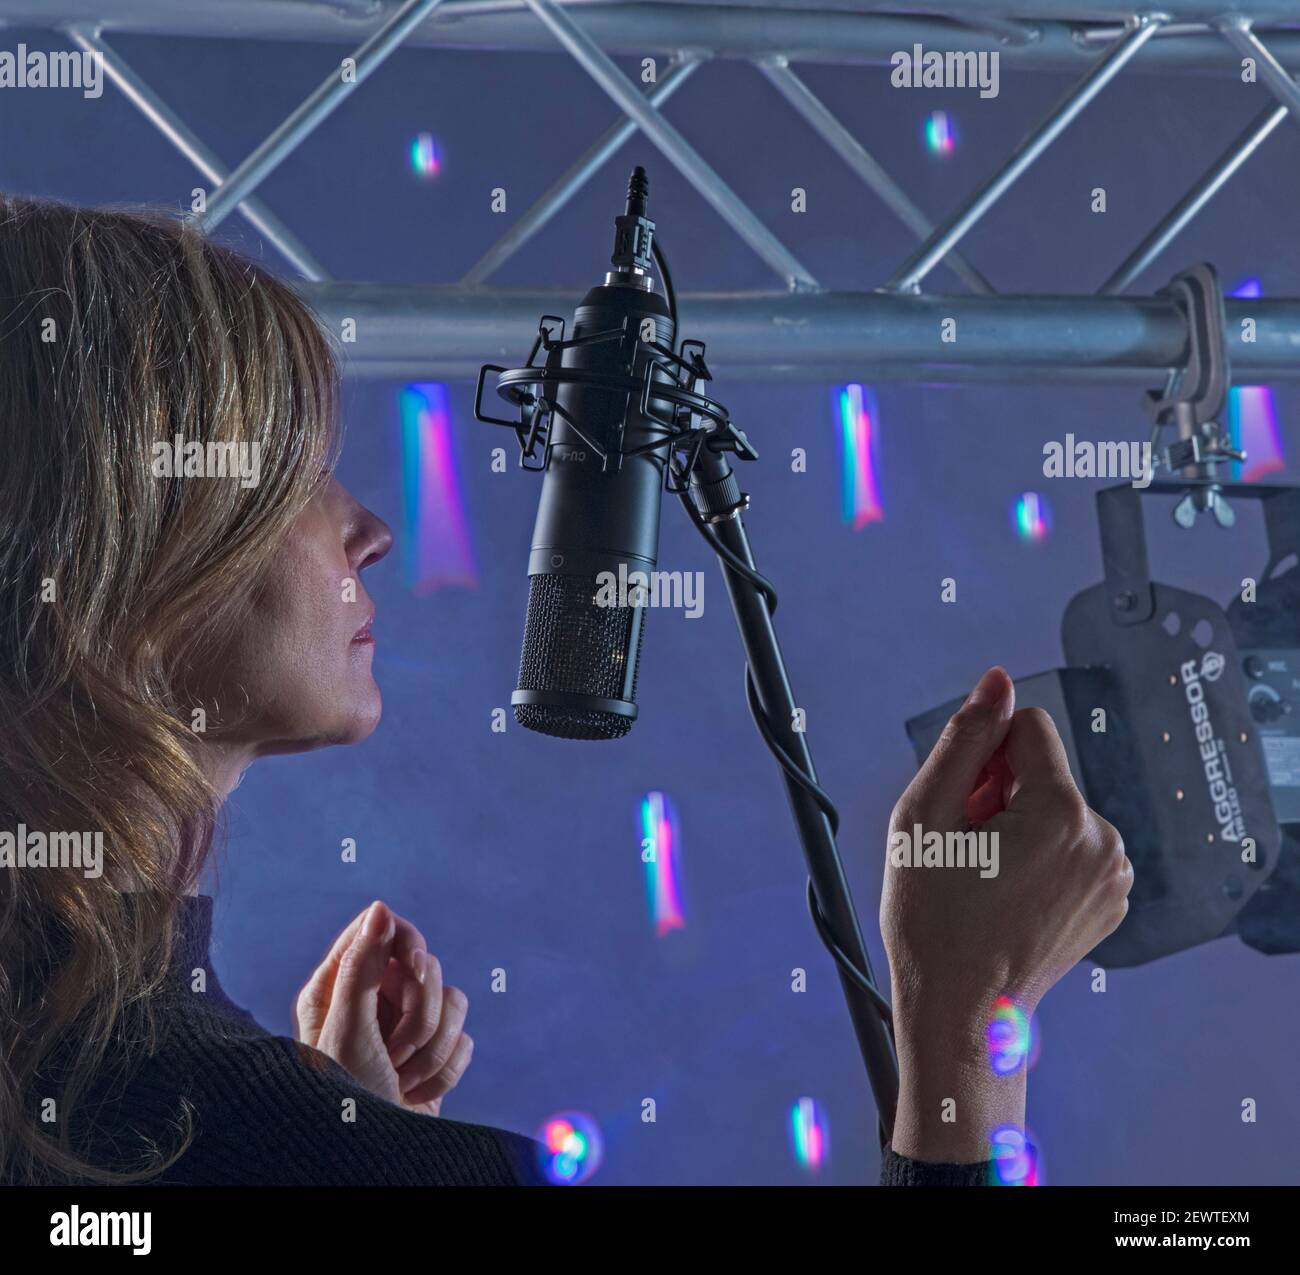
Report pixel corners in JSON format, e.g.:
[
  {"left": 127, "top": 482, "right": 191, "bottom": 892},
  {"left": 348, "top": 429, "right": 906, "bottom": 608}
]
[{"left": 0, "top": 195, "right": 341, "bottom": 1182}]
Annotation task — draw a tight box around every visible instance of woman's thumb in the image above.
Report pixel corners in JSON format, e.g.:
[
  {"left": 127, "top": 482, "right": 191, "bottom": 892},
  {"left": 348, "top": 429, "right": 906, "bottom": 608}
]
[{"left": 908, "top": 667, "right": 1015, "bottom": 825}]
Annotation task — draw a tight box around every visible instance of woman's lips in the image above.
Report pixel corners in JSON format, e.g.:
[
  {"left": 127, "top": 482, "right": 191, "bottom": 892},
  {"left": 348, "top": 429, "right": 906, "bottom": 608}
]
[{"left": 352, "top": 615, "right": 375, "bottom": 645}]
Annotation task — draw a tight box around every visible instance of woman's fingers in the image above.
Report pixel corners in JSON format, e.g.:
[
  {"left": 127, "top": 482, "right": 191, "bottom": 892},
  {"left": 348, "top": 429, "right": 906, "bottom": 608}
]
[
  {"left": 402, "top": 1030, "right": 475, "bottom": 1109},
  {"left": 389, "top": 915, "right": 429, "bottom": 987},
  {"left": 395, "top": 985, "right": 469, "bottom": 1096},
  {"left": 965, "top": 746, "right": 1014, "bottom": 824},
  {"left": 385, "top": 952, "right": 446, "bottom": 1069},
  {"left": 377, "top": 956, "right": 411, "bottom": 1039},
  {"left": 328, "top": 902, "right": 429, "bottom": 991},
  {"left": 327, "top": 901, "right": 399, "bottom": 1040},
  {"left": 295, "top": 901, "right": 429, "bottom": 1040}
]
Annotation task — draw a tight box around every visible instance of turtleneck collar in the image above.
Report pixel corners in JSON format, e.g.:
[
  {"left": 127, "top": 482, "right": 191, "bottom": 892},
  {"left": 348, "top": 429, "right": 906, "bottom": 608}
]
[
  {"left": 172, "top": 894, "right": 215, "bottom": 977},
  {"left": 161, "top": 894, "right": 255, "bottom": 1025}
]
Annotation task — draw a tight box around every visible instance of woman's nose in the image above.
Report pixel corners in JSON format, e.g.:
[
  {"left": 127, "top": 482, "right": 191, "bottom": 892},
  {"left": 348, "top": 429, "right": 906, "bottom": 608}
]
[{"left": 353, "top": 505, "right": 394, "bottom": 572}]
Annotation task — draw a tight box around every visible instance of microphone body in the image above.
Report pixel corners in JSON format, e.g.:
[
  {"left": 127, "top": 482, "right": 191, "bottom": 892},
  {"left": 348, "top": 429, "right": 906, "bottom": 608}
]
[{"left": 512, "top": 279, "right": 676, "bottom": 739}]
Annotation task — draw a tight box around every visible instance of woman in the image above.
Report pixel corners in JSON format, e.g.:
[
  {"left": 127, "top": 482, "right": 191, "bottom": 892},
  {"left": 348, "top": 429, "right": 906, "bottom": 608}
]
[
  {"left": 0, "top": 195, "right": 1131, "bottom": 1187},
  {"left": 0, "top": 195, "right": 543, "bottom": 1185}
]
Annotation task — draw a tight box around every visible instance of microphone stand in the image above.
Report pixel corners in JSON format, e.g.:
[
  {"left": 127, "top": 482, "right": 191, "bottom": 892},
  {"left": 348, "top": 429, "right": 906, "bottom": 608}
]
[
  {"left": 475, "top": 164, "right": 898, "bottom": 1149},
  {"left": 682, "top": 442, "right": 900, "bottom": 1144}
]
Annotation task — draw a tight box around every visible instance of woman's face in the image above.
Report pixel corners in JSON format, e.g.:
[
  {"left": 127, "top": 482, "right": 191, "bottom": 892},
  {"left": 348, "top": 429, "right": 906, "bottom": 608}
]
[{"left": 193, "top": 477, "right": 393, "bottom": 766}]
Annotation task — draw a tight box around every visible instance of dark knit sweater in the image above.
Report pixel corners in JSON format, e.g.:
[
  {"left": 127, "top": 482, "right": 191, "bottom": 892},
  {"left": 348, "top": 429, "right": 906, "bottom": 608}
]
[
  {"left": 60, "top": 896, "right": 547, "bottom": 1186},
  {"left": 880, "top": 1146, "right": 991, "bottom": 1185}
]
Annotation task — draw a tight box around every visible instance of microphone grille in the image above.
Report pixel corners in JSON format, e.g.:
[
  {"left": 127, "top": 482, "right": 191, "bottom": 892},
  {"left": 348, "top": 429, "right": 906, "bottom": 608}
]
[{"left": 515, "top": 573, "right": 644, "bottom": 740}]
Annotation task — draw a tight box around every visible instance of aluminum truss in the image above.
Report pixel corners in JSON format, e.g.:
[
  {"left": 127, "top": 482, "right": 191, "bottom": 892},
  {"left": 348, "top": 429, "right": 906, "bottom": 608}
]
[{"left": 15, "top": 1, "right": 1300, "bottom": 381}]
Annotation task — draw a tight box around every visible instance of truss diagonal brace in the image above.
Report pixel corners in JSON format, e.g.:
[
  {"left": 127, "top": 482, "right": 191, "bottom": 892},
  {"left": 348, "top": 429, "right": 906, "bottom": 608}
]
[
  {"left": 1217, "top": 17, "right": 1300, "bottom": 130},
  {"left": 1098, "top": 102, "right": 1287, "bottom": 295},
  {"left": 522, "top": 0, "right": 819, "bottom": 292},
  {"left": 884, "top": 12, "right": 1168, "bottom": 295},
  {"left": 198, "top": 0, "right": 445, "bottom": 233},
  {"left": 461, "top": 55, "right": 702, "bottom": 286},
  {"left": 756, "top": 56, "right": 993, "bottom": 296},
  {"left": 65, "top": 26, "right": 331, "bottom": 282}
]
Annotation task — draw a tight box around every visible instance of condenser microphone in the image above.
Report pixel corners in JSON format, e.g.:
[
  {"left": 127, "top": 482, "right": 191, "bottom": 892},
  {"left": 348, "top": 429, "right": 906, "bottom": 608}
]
[{"left": 509, "top": 168, "right": 676, "bottom": 740}]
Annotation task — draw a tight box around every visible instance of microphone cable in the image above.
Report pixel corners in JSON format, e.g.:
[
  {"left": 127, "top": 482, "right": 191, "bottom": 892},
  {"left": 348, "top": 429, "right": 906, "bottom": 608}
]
[{"left": 653, "top": 236, "right": 895, "bottom": 1033}]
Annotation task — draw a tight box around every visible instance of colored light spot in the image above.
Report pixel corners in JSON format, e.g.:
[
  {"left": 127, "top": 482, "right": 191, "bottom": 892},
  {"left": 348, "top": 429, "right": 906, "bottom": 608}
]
[
  {"left": 536, "top": 1111, "right": 603, "bottom": 1185},
  {"left": 641, "top": 791, "right": 686, "bottom": 938},
  {"left": 399, "top": 383, "right": 477, "bottom": 593},
  {"left": 989, "top": 1124, "right": 1040, "bottom": 1186},
  {"left": 836, "top": 383, "right": 885, "bottom": 529},
  {"left": 987, "top": 996, "right": 1034, "bottom": 1075},
  {"left": 410, "top": 131, "right": 440, "bottom": 178},
  {"left": 1014, "top": 491, "right": 1050, "bottom": 542},
  {"left": 925, "top": 110, "right": 956, "bottom": 155},
  {"left": 790, "top": 1097, "right": 830, "bottom": 1172},
  {"left": 1227, "top": 277, "right": 1284, "bottom": 481}
]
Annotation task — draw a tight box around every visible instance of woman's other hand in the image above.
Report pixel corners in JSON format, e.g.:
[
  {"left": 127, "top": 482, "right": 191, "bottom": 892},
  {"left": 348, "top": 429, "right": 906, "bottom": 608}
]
[
  {"left": 881, "top": 666, "right": 1133, "bottom": 1163},
  {"left": 292, "top": 901, "right": 474, "bottom": 1116}
]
